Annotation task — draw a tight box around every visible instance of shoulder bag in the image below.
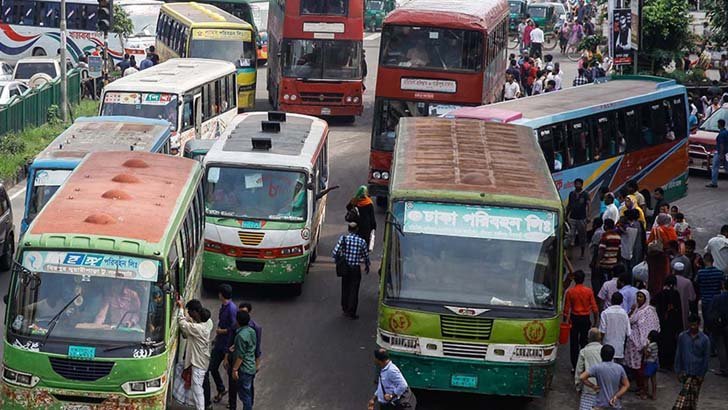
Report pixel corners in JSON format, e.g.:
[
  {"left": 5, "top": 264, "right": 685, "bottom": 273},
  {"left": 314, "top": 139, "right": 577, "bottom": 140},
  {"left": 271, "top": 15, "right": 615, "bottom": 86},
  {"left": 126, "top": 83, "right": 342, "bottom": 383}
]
[
  {"left": 647, "top": 228, "right": 663, "bottom": 254},
  {"left": 379, "top": 375, "right": 417, "bottom": 409},
  {"left": 335, "top": 235, "right": 349, "bottom": 277}
]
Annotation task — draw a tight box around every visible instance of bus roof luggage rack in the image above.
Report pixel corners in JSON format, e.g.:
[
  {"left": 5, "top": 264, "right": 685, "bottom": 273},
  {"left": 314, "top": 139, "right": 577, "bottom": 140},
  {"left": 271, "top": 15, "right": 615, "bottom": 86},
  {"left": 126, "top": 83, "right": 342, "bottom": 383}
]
[
  {"left": 252, "top": 136, "right": 273, "bottom": 150},
  {"left": 268, "top": 111, "right": 286, "bottom": 122},
  {"left": 261, "top": 121, "right": 280, "bottom": 134}
]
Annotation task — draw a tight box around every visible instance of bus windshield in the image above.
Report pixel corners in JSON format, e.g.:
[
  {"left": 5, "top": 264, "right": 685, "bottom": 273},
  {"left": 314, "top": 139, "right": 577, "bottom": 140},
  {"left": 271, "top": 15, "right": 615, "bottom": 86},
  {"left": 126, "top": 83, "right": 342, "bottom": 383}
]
[
  {"left": 282, "top": 39, "right": 362, "bottom": 80},
  {"left": 509, "top": 1, "right": 522, "bottom": 14},
  {"left": 10, "top": 251, "right": 165, "bottom": 347},
  {"left": 367, "top": 1, "right": 384, "bottom": 11},
  {"left": 27, "top": 169, "right": 73, "bottom": 225},
  {"left": 385, "top": 202, "right": 558, "bottom": 311},
  {"left": 122, "top": 3, "right": 162, "bottom": 36},
  {"left": 380, "top": 26, "right": 483, "bottom": 71},
  {"left": 101, "top": 92, "right": 178, "bottom": 130},
  {"left": 301, "top": 0, "right": 347, "bottom": 15},
  {"left": 373, "top": 99, "right": 464, "bottom": 151},
  {"left": 190, "top": 30, "right": 256, "bottom": 67},
  {"left": 205, "top": 166, "right": 308, "bottom": 222}
]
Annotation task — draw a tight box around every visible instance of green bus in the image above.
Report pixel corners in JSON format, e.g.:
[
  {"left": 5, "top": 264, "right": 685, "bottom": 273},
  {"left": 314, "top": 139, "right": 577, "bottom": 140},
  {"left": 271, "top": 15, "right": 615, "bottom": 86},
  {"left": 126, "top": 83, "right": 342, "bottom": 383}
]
[
  {"left": 1, "top": 151, "right": 205, "bottom": 409},
  {"left": 377, "top": 117, "right": 564, "bottom": 397}
]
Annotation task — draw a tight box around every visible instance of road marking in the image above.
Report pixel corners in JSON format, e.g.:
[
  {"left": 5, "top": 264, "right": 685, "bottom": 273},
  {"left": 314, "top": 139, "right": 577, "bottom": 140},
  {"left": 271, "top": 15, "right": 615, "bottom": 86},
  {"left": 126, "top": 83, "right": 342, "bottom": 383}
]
[
  {"left": 364, "top": 33, "right": 381, "bottom": 42},
  {"left": 9, "top": 186, "right": 25, "bottom": 201}
]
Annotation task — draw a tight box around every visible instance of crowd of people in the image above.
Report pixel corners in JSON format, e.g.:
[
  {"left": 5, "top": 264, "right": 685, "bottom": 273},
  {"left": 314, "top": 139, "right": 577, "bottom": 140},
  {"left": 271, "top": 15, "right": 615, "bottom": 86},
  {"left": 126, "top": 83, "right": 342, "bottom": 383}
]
[{"left": 563, "top": 177, "right": 728, "bottom": 408}]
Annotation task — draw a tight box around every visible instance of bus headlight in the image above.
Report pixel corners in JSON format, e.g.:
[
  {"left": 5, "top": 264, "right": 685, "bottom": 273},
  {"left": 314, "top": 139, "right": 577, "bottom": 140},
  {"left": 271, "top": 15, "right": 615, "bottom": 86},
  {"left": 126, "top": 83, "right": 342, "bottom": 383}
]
[
  {"left": 372, "top": 171, "right": 382, "bottom": 179},
  {"left": 283, "top": 94, "right": 290, "bottom": 101},
  {"left": 290, "top": 94, "right": 298, "bottom": 101},
  {"left": 346, "top": 96, "right": 353, "bottom": 103},
  {"left": 353, "top": 96, "right": 360, "bottom": 103},
  {"left": 2, "top": 364, "right": 39, "bottom": 387},
  {"left": 121, "top": 375, "right": 166, "bottom": 395},
  {"left": 279, "top": 245, "right": 303, "bottom": 256},
  {"left": 381, "top": 172, "right": 389, "bottom": 180}
]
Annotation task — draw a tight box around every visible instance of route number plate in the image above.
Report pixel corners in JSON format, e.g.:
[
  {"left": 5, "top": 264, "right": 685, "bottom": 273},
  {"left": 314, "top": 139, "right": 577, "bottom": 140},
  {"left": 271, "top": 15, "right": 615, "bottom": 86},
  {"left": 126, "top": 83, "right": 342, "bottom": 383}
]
[
  {"left": 450, "top": 374, "right": 478, "bottom": 388},
  {"left": 321, "top": 108, "right": 331, "bottom": 115}
]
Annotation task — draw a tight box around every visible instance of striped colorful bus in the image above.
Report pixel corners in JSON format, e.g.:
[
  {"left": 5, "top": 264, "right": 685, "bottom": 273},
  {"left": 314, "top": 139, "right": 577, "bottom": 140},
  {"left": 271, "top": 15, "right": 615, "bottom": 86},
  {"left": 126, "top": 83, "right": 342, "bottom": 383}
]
[
  {"left": 2, "top": 151, "right": 204, "bottom": 409},
  {"left": 377, "top": 117, "right": 564, "bottom": 397},
  {"left": 448, "top": 76, "right": 690, "bottom": 211}
]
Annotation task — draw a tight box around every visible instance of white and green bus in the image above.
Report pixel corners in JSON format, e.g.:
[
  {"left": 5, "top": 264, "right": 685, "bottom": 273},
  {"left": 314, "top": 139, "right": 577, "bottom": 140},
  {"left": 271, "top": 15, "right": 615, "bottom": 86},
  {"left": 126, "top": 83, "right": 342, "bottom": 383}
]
[
  {"left": 202, "top": 111, "right": 332, "bottom": 295},
  {"left": 2, "top": 151, "right": 204, "bottom": 408}
]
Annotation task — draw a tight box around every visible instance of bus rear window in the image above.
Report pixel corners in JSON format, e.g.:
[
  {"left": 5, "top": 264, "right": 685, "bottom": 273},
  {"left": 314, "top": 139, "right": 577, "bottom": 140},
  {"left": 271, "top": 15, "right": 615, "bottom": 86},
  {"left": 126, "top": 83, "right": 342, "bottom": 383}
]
[
  {"left": 301, "top": 0, "right": 347, "bottom": 15},
  {"left": 380, "top": 26, "right": 483, "bottom": 71},
  {"left": 14, "top": 62, "right": 57, "bottom": 80}
]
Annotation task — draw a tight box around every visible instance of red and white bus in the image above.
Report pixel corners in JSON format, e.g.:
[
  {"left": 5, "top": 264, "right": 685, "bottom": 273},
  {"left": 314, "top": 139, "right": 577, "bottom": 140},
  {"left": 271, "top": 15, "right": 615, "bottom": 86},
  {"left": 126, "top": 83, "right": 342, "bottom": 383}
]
[
  {"left": 267, "top": 0, "right": 364, "bottom": 118},
  {"left": 368, "top": 0, "right": 509, "bottom": 202}
]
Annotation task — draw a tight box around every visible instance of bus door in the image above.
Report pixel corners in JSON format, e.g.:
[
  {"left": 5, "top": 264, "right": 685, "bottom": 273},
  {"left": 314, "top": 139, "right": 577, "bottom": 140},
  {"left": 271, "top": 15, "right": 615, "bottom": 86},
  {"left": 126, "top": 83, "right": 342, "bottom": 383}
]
[{"left": 194, "top": 93, "right": 203, "bottom": 136}]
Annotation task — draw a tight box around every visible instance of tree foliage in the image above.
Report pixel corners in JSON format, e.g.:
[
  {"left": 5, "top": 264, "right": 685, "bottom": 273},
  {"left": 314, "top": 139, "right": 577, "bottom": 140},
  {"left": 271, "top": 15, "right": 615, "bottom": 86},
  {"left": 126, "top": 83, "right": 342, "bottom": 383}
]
[
  {"left": 641, "top": 0, "right": 691, "bottom": 68},
  {"left": 112, "top": 4, "right": 134, "bottom": 37},
  {"left": 705, "top": 0, "right": 728, "bottom": 45}
]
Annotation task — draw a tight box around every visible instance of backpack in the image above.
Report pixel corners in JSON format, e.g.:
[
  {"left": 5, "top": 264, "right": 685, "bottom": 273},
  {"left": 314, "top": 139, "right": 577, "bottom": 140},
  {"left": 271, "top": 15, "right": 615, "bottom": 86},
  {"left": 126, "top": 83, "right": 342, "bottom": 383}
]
[{"left": 345, "top": 206, "right": 359, "bottom": 223}]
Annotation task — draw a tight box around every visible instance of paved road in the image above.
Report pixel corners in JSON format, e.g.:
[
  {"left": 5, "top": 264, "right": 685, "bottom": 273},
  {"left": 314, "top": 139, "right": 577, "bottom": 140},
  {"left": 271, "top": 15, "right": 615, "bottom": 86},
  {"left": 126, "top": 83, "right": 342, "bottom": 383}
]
[{"left": 2, "top": 37, "right": 728, "bottom": 409}]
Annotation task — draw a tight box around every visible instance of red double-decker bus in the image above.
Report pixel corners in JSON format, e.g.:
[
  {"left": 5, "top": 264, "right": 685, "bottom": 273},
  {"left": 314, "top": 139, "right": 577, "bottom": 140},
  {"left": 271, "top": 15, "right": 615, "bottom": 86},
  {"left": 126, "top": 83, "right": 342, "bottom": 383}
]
[
  {"left": 267, "top": 0, "right": 364, "bottom": 118},
  {"left": 368, "top": 0, "right": 509, "bottom": 202}
]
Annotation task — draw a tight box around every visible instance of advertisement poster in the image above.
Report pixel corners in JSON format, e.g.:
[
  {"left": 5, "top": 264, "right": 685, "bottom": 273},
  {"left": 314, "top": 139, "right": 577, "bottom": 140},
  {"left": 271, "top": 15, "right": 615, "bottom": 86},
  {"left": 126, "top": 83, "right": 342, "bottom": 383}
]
[
  {"left": 612, "top": 9, "right": 633, "bottom": 66},
  {"left": 630, "top": 0, "right": 640, "bottom": 50}
]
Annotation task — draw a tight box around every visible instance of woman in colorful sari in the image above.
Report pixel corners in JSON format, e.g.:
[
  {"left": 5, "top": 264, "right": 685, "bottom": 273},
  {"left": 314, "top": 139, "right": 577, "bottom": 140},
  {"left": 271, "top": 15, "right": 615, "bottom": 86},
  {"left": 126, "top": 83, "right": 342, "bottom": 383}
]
[{"left": 625, "top": 289, "right": 661, "bottom": 400}]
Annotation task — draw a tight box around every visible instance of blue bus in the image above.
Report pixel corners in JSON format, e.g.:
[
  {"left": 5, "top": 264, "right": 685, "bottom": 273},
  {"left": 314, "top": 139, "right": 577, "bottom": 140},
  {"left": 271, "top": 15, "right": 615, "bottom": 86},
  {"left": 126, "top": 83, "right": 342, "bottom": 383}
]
[{"left": 21, "top": 116, "right": 175, "bottom": 234}]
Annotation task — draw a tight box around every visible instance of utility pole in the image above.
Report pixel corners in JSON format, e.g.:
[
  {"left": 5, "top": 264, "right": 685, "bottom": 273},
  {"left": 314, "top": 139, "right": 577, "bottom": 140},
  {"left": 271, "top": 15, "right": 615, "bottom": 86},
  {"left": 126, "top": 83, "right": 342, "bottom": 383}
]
[{"left": 60, "top": 0, "right": 68, "bottom": 121}]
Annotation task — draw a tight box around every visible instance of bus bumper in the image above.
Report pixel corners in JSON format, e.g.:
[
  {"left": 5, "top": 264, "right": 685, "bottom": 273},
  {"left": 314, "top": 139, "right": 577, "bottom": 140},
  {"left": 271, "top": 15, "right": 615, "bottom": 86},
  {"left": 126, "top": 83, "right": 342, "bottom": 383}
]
[
  {"left": 385, "top": 350, "right": 555, "bottom": 398},
  {"left": 0, "top": 382, "right": 165, "bottom": 409},
  {"left": 202, "top": 251, "right": 309, "bottom": 284},
  {"left": 278, "top": 102, "right": 363, "bottom": 117}
]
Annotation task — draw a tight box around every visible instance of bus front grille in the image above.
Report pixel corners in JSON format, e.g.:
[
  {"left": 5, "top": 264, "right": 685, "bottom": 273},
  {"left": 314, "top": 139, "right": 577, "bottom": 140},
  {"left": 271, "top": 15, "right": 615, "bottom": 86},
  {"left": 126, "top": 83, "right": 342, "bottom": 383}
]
[
  {"left": 49, "top": 358, "right": 114, "bottom": 381},
  {"left": 440, "top": 315, "right": 494, "bottom": 340},
  {"left": 300, "top": 92, "right": 344, "bottom": 104},
  {"left": 238, "top": 231, "right": 265, "bottom": 246},
  {"left": 442, "top": 341, "right": 488, "bottom": 360}
]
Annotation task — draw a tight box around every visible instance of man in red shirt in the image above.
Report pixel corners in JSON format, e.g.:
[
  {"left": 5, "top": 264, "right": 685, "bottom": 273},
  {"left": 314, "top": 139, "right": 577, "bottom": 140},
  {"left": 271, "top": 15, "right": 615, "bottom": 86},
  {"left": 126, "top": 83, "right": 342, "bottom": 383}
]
[{"left": 564, "top": 270, "right": 599, "bottom": 372}]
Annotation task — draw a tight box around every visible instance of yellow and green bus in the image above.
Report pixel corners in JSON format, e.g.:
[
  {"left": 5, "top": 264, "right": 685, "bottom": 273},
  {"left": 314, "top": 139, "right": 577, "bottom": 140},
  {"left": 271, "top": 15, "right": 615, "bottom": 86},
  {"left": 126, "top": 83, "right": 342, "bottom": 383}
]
[
  {"left": 156, "top": 1, "right": 257, "bottom": 110},
  {"left": 377, "top": 117, "right": 564, "bottom": 397},
  {"left": 1, "top": 151, "right": 205, "bottom": 409}
]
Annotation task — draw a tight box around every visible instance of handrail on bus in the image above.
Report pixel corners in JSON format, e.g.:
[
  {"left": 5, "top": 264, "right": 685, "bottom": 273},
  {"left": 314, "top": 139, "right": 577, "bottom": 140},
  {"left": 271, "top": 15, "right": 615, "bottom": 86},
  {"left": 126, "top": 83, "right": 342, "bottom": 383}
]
[{"left": 610, "top": 74, "right": 678, "bottom": 88}]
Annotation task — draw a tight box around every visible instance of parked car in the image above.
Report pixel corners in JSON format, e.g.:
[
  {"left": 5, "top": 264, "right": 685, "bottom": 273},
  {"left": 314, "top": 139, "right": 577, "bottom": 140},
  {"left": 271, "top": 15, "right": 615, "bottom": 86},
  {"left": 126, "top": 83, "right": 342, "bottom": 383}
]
[
  {"left": 0, "top": 61, "right": 14, "bottom": 81},
  {"left": 0, "top": 80, "right": 30, "bottom": 105},
  {"left": 689, "top": 104, "right": 728, "bottom": 174},
  {"left": 12, "top": 57, "right": 61, "bottom": 85},
  {"left": 0, "top": 183, "right": 14, "bottom": 271}
]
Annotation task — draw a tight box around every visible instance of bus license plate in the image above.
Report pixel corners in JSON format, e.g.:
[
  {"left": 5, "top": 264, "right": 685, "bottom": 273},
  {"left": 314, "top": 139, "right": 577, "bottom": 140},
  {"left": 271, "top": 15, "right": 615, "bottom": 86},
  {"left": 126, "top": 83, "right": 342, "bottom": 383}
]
[
  {"left": 241, "top": 220, "right": 262, "bottom": 229},
  {"left": 451, "top": 374, "right": 478, "bottom": 388},
  {"left": 63, "top": 405, "right": 91, "bottom": 410},
  {"left": 320, "top": 108, "right": 331, "bottom": 115},
  {"left": 68, "top": 345, "right": 96, "bottom": 360}
]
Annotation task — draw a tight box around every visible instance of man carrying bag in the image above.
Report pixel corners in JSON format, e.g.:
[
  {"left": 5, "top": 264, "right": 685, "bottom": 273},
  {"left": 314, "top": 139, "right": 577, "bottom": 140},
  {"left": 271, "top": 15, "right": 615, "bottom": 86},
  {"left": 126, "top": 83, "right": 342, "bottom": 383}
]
[
  {"left": 368, "top": 349, "right": 416, "bottom": 410},
  {"left": 332, "top": 222, "right": 370, "bottom": 319}
]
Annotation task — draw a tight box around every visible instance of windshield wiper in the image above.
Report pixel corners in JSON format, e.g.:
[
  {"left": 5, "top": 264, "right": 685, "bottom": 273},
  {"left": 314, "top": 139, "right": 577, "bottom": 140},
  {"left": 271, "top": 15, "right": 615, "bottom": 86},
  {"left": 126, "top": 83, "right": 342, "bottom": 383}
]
[
  {"left": 41, "top": 293, "right": 81, "bottom": 347},
  {"left": 104, "top": 340, "right": 164, "bottom": 353},
  {"left": 386, "top": 211, "right": 405, "bottom": 236},
  {"left": 14, "top": 261, "right": 41, "bottom": 290}
]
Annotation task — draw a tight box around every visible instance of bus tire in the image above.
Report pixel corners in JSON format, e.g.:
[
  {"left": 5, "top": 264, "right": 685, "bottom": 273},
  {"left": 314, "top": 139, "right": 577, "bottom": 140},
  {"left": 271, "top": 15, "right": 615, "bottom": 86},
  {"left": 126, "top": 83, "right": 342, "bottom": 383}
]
[
  {"left": 0, "top": 233, "right": 13, "bottom": 271},
  {"left": 375, "top": 196, "right": 387, "bottom": 208},
  {"left": 291, "top": 283, "right": 303, "bottom": 296},
  {"left": 32, "top": 47, "right": 47, "bottom": 56}
]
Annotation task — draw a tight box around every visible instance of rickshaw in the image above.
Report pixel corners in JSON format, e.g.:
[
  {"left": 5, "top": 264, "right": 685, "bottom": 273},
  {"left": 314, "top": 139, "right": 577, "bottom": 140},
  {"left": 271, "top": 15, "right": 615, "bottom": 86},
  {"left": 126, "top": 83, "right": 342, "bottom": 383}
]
[{"left": 509, "top": 0, "right": 528, "bottom": 32}]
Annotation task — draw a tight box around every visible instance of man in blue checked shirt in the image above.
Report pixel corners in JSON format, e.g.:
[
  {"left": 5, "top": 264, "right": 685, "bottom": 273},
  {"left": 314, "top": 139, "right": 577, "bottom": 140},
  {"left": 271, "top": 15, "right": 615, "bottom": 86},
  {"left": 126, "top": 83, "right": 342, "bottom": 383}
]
[
  {"left": 332, "top": 222, "right": 370, "bottom": 319},
  {"left": 368, "top": 349, "right": 416, "bottom": 410}
]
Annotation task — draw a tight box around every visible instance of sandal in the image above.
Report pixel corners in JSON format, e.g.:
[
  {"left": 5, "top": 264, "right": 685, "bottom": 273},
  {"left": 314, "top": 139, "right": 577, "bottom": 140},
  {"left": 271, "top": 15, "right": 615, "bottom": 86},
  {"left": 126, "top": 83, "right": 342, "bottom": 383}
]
[{"left": 213, "top": 390, "right": 228, "bottom": 403}]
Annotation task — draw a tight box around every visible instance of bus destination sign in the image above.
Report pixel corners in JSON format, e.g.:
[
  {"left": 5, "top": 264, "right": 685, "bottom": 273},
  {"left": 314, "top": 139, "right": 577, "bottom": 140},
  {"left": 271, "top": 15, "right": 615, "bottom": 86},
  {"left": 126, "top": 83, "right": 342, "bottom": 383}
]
[{"left": 22, "top": 251, "right": 159, "bottom": 281}]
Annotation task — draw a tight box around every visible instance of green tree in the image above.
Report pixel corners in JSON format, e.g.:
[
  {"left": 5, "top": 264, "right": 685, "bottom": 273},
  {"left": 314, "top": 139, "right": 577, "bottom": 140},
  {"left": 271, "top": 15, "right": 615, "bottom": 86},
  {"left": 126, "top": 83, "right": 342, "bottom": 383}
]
[
  {"left": 641, "top": 0, "right": 691, "bottom": 72},
  {"left": 705, "top": 0, "right": 728, "bottom": 45},
  {"left": 112, "top": 3, "right": 133, "bottom": 37}
]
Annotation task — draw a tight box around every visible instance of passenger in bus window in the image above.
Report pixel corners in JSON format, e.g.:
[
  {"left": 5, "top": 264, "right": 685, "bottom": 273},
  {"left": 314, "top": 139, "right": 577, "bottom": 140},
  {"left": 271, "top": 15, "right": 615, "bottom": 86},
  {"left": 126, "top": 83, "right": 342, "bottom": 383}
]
[
  {"left": 94, "top": 283, "right": 142, "bottom": 329},
  {"left": 406, "top": 38, "right": 430, "bottom": 67}
]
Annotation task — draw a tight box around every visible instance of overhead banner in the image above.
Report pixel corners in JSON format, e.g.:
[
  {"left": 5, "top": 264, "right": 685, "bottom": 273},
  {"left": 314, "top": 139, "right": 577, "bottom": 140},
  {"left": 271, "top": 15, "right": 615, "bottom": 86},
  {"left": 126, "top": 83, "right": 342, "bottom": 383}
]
[
  {"left": 402, "top": 201, "right": 556, "bottom": 242},
  {"left": 612, "top": 9, "right": 633, "bottom": 66}
]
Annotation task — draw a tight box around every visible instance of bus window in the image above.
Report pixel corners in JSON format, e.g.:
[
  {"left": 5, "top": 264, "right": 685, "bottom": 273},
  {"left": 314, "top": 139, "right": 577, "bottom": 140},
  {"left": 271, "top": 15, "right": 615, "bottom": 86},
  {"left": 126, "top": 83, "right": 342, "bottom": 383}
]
[
  {"left": 619, "top": 108, "right": 640, "bottom": 152},
  {"left": 554, "top": 124, "right": 572, "bottom": 170},
  {"left": 42, "top": 1, "right": 59, "bottom": 27},
  {"left": 671, "top": 97, "right": 687, "bottom": 140},
  {"left": 649, "top": 102, "right": 668, "bottom": 145},
  {"left": 182, "top": 95, "right": 193, "bottom": 131},
  {"left": 538, "top": 127, "right": 555, "bottom": 172},
  {"left": 301, "top": 0, "right": 347, "bottom": 16},
  {"left": 661, "top": 99, "right": 677, "bottom": 142},
  {"left": 639, "top": 104, "right": 656, "bottom": 146},
  {"left": 569, "top": 121, "right": 590, "bottom": 165},
  {"left": 227, "top": 74, "right": 236, "bottom": 111}
]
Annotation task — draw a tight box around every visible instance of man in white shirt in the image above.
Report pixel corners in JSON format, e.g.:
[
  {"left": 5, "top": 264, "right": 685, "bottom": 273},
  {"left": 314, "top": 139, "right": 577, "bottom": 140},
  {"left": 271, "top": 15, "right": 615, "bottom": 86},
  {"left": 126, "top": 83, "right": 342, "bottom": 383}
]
[
  {"left": 547, "top": 63, "right": 563, "bottom": 90},
  {"left": 601, "top": 193, "right": 619, "bottom": 224},
  {"left": 529, "top": 24, "right": 544, "bottom": 58},
  {"left": 599, "top": 292, "right": 631, "bottom": 361},
  {"left": 503, "top": 73, "right": 521, "bottom": 100},
  {"left": 705, "top": 225, "right": 728, "bottom": 273}
]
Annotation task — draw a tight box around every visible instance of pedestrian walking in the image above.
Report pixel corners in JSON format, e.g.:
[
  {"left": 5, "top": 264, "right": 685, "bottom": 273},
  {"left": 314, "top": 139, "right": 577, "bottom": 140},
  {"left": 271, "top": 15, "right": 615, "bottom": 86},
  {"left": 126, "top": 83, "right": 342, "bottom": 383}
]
[
  {"left": 619, "top": 195, "right": 646, "bottom": 230},
  {"left": 566, "top": 178, "right": 590, "bottom": 259},
  {"left": 139, "top": 51, "right": 154, "bottom": 70},
  {"left": 506, "top": 59, "right": 521, "bottom": 83},
  {"left": 617, "top": 272, "right": 638, "bottom": 314},
  {"left": 706, "top": 118, "right": 728, "bottom": 188},
  {"left": 654, "top": 275, "right": 683, "bottom": 370},
  {"left": 579, "top": 345, "right": 630, "bottom": 409},
  {"left": 564, "top": 270, "right": 599, "bottom": 372},
  {"left": 696, "top": 252, "right": 724, "bottom": 325},
  {"left": 523, "top": 19, "right": 534, "bottom": 53},
  {"left": 624, "top": 289, "right": 660, "bottom": 400},
  {"left": 644, "top": 330, "right": 660, "bottom": 400},
  {"left": 568, "top": 20, "right": 584, "bottom": 51},
  {"left": 674, "top": 213, "right": 691, "bottom": 252},
  {"left": 601, "top": 193, "right": 619, "bottom": 225},
  {"left": 209, "top": 284, "right": 237, "bottom": 405},
  {"left": 673, "top": 315, "right": 710, "bottom": 410},
  {"left": 369, "top": 349, "right": 416, "bottom": 410},
  {"left": 503, "top": 73, "right": 521, "bottom": 100},
  {"left": 671, "top": 241, "right": 694, "bottom": 281},
  {"left": 333, "top": 222, "right": 370, "bottom": 319},
  {"left": 559, "top": 22, "right": 570, "bottom": 54},
  {"left": 221, "top": 302, "right": 263, "bottom": 410},
  {"left": 618, "top": 210, "right": 640, "bottom": 272},
  {"left": 709, "top": 279, "right": 728, "bottom": 376},
  {"left": 597, "top": 219, "right": 622, "bottom": 295},
  {"left": 177, "top": 299, "right": 214, "bottom": 410},
  {"left": 651, "top": 187, "right": 668, "bottom": 225},
  {"left": 597, "top": 264, "right": 625, "bottom": 310},
  {"left": 684, "top": 240, "right": 705, "bottom": 274},
  {"left": 573, "top": 68, "right": 590, "bottom": 86},
  {"left": 231, "top": 311, "right": 257, "bottom": 410},
  {"left": 529, "top": 23, "right": 544, "bottom": 58},
  {"left": 704, "top": 224, "right": 728, "bottom": 274},
  {"left": 346, "top": 186, "right": 377, "bottom": 249},
  {"left": 574, "top": 328, "right": 603, "bottom": 410},
  {"left": 673, "top": 262, "right": 698, "bottom": 331},
  {"left": 647, "top": 214, "right": 677, "bottom": 295},
  {"left": 599, "top": 292, "right": 631, "bottom": 362}
]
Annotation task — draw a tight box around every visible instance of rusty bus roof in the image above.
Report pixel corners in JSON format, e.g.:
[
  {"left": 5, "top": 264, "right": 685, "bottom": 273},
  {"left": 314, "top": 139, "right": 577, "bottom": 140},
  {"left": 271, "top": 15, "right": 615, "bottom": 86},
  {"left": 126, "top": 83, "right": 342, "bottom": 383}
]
[
  {"left": 391, "top": 117, "right": 560, "bottom": 206},
  {"left": 28, "top": 151, "right": 199, "bottom": 244}
]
